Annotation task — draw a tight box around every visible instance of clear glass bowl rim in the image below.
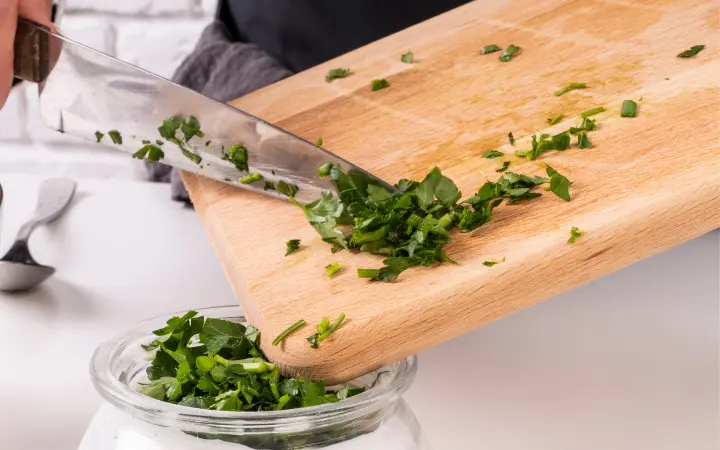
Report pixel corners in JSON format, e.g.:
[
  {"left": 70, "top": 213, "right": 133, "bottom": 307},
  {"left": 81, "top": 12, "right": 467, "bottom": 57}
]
[{"left": 89, "top": 305, "right": 418, "bottom": 433}]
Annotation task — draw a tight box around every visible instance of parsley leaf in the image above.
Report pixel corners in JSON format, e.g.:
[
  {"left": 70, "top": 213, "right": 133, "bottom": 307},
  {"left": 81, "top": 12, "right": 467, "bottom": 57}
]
[
  {"left": 554, "top": 82, "right": 587, "bottom": 96},
  {"left": 94, "top": 131, "right": 104, "bottom": 142},
  {"left": 677, "top": 45, "right": 705, "bottom": 58},
  {"left": 499, "top": 44, "right": 521, "bottom": 62},
  {"left": 132, "top": 144, "right": 165, "bottom": 162},
  {"left": 546, "top": 164, "right": 571, "bottom": 201},
  {"left": 401, "top": 51, "right": 414, "bottom": 63},
  {"left": 285, "top": 239, "right": 301, "bottom": 256},
  {"left": 277, "top": 180, "right": 299, "bottom": 197},
  {"left": 482, "top": 150, "right": 504, "bottom": 158},
  {"left": 108, "top": 130, "right": 122, "bottom": 145},
  {"left": 326, "top": 68, "right": 350, "bottom": 82},
  {"left": 158, "top": 116, "right": 182, "bottom": 144},
  {"left": 223, "top": 145, "right": 249, "bottom": 172},
  {"left": 181, "top": 116, "right": 205, "bottom": 141},
  {"left": 496, "top": 161, "right": 511, "bottom": 173},
  {"left": 290, "top": 192, "right": 348, "bottom": 249},
  {"left": 481, "top": 44, "right": 502, "bottom": 54},
  {"left": 577, "top": 132, "right": 592, "bottom": 149},
  {"left": 568, "top": 226, "right": 583, "bottom": 243},
  {"left": 371, "top": 79, "right": 391, "bottom": 91}
]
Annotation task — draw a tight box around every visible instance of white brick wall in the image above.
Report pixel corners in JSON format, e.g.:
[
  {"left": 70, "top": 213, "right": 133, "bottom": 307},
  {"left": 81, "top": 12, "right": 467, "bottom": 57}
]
[{"left": 1, "top": 0, "right": 217, "bottom": 180}]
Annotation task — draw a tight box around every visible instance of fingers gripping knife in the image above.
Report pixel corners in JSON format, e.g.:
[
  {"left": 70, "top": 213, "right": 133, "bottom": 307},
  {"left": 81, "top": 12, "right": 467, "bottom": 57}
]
[{"left": 12, "top": 18, "right": 391, "bottom": 203}]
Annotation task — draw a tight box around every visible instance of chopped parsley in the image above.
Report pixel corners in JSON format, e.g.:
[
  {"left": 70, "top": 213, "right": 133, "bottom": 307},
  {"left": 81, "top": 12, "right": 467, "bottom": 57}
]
[
  {"left": 272, "top": 319, "right": 306, "bottom": 346},
  {"left": 499, "top": 44, "right": 521, "bottom": 62},
  {"left": 315, "top": 137, "right": 323, "bottom": 147},
  {"left": 108, "top": 130, "right": 122, "bottom": 145},
  {"left": 546, "top": 164, "right": 571, "bottom": 201},
  {"left": 94, "top": 131, "right": 104, "bottom": 142},
  {"left": 577, "top": 132, "right": 592, "bottom": 149},
  {"left": 569, "top": 117, "right": 597, "bottom": 134},
  {"left": 326, "top": 68, "right": 350, "bottom": 82},
  {"left": 132, "top": 144, "right": 164, "bottom": 162},
  {"left": 568, "top": 226, "right": 583, "bottom": 243},
  {"left": 156, "top": 140, "right": 164, "bottom": 146},
  {"left": 239, "top": 172, "right": 262, "bottom": 184},
  {"left": 677, "top": 45, "right": 705, "bottom": 58},
  {"left": 223, "top": 145, "right": 249, "bottom": 172},
  {"left": 181, "top": 148, "right": 202, "bottom": 165},
  {"left": 524, "top": 131, "right": 571, "bottom": 160},
  {"left": 620, "top": 100, "right": 637, "bottom": 117},
  {"left": 317, "top": 161, "right": 333, "bottom": 178},
  {"left": 482, "top": 150, "right": 504, "bottom": 158},
  {"left": 401, "top": 51, "right": 414, "bottom": 63},
  {"left": 277, "top": 180, "right": 299, "bottom": 197},
  {"left": 508, "top": 132, "right": 515, "bottom": 146},
  {"left": 496, "top": 161, "right": 511, "bottom": 173},
  {"left": 139, "top": 311, "right": 364, "bottom": 413},
  {"left": 580, "top": 106, "right": 605, "bottom": 118},
  {"left": 554, "top": 82, "right": 587, "bottom": 96},
  {"left": 306, "top": 313, "right": 346, "bottom": 349},
  {"left": 325, "top": 262, "right": 341, "bottom": 278},
  {"left": 181, "top": 116, "right": 204, "bottom": 141},
  {"left": 286, "top": 239, "right": 301, "bottom": 256},
  {"left": 264, "top": 181, "right": 276, "bottom": 191},
  {"left": 483, "top": 257, "right": 506, "bottom": 267},
  {"left": 548, "top": 113, "right": 563, "bottom": 125},
  {"left": 481, "top": 44, "right": 502, "bottom": 54},
  {"left": 371, "top": 79, "right": 391, "bottom": 91}
]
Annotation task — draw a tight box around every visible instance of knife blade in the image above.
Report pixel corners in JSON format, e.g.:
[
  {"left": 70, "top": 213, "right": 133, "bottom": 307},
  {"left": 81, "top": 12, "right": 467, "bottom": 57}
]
[{"left": 13, "top": 18, "right": 392, "bottom": 203}]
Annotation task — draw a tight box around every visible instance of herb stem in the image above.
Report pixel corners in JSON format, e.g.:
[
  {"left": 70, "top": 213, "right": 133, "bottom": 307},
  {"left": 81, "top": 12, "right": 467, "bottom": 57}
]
[
  {"left": 580, "top": 106, "right": 605, "bottom": 118},
  {"left": 272, "top": 320, "right": 307, "bottom": 346}
]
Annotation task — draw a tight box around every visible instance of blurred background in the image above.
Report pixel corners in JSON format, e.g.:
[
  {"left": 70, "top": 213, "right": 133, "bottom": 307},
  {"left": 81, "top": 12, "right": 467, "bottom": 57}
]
[{"left": 0, "top": 0, "right": 218, "bottom": 180}]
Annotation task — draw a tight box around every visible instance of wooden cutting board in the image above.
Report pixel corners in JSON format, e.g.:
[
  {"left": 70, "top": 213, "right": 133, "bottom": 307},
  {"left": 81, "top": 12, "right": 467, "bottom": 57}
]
[{"left": 183, "top": 0, "right": 719, "bottom": 383}]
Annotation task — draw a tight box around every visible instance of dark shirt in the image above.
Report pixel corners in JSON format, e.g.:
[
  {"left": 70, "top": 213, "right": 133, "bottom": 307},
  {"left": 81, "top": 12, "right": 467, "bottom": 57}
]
[{"left": 218, "top": 0, "right": 471, "bottom": 72}]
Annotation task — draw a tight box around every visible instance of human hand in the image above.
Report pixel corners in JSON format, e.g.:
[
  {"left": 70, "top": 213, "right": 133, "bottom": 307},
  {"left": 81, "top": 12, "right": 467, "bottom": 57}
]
[{"left": 0, "top": 0, "right": 53, "bottom": 108}]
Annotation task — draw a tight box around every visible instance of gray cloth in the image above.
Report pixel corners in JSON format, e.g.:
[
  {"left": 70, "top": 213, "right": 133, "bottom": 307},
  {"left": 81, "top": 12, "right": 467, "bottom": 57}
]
[{"left": 144, "top": 21, "right": 294, "bottom": 202}]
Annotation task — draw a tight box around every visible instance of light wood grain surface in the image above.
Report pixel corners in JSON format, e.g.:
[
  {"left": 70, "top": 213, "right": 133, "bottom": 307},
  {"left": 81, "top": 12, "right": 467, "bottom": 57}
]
[{"left": 183, "top": 0, "right": 720, "bottom": 383}]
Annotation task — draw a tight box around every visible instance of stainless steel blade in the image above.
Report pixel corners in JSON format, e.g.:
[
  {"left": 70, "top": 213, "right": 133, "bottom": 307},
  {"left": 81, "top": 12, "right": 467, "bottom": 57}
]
[{"left": 14, "top": 18, "right": 392, "bottom": 203}]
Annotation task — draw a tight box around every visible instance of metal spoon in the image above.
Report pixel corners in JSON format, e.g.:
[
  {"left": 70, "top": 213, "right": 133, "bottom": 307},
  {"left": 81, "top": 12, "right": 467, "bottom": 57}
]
[{"left": 0, "top": 178, "right": 76, "bottom": 291}]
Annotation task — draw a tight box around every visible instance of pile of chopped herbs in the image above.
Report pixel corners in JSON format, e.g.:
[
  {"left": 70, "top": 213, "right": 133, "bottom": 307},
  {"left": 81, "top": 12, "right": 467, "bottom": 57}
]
[{"left": 139, "top": 311, "right": 365, "bottom": 412}]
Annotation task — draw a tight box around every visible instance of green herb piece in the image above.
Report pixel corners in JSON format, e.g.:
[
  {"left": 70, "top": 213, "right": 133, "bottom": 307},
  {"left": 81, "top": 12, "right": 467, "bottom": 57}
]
[
  {"left": 482, "top": 150, "right": 504, "bottom": 159},
  {"left": 496, "top": 161, "right": 511, "bottom": 173},
  {"left": 317, "top": 161, "right": 333, "bottom": 178},
  {"left": 546, "top": 164, "right": 571, "bottom": 201},
  {"left": 277, "top": 180, "right": 299, "bottom": 197},
  {"left": 315, "top": 137, "right": 323, "bottom": 147},
  {"left": 508, "top": 132, "right": 515, "bottom": 146},
  {"left": 264, "top": 181, "right": 276, "bottom": 191},
  {"left": 548, "top": 113, "right": 563, "bottom": 125},
  {"left": 94, "top": 131, "right": 104, "bottom": 142},
  {"left": 239, "top": 172, "right": 262, "bottom": 184},
  {"left": 580, "top": 106, "right": 605, "bottom": 118},
  {"left": 181, "top": 148, "right": 202, "bottom": 164},
  {"left": 357, "top": 268, "right": 380, "bottom": 278},
  {"left": 108, "top": 130, "right": 122, "bottom": 145},
  {"left": 677, "top": 45, "right": 705, "bottom": 58},
  {"left": 568, "top": 226, "right": 583, "bottom": 243},
  {"left": 307, "top": 313, "right": 346, "bottom": 348},
  {"left": 141, "top": 139, "right": 151, "bottom": 144},
  {"left": 481, "top": 44, "right": 502, "bottom": 54},
  {"left": 482, "top": 257, "right": 506, "bottom": 267},
  {"left": 272, "top": 320, "right": 306, "bottom": 346},
  {"left": 181, "top": 116, "right": 205, "bottom": 141},
  {"left": 553, "top": 82, "right": 587, "bottom": 96},
  {"left": 499, "top": 44, "right": 521, "bottom": 62},
  {"left": 223, "top": 145, "right": 249, "bottom": 172},
  {"left": 371, "top": 79, "right": 391, "bottom": 91},
  {"left": 158, "top": 116, "right": 182, "bottom": 144},
  {"left": 325, "top": 262, "right": 341, "bottom": 278},
  {"left": 401, "top": 51, "right": 414, "bottom": 63},
  {"left": 577, "top": 132, "right": 592, "bottom": 149},
  {"left": 286, "top": 239, "right": 301, "bottom": 255},
  {"left": 569, "top": 117, "right": 597, "bottom": 134},
  {"left": 326, "top": 68, "right": 350, "bottom": 82},
  {"left": 132, "top": 144, "right": 165, "bottom": 162},
  {"left": 156, "top": 140, "right": 164, "bottom": 146},
  {"left": 620, "top": 100, "right": 637, "bottom": 117}
]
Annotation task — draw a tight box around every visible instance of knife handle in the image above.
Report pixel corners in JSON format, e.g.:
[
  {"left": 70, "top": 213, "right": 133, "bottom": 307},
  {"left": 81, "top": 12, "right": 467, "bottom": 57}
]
[{"left": 13, "top": 18, "right": 51, "bottom": 83}]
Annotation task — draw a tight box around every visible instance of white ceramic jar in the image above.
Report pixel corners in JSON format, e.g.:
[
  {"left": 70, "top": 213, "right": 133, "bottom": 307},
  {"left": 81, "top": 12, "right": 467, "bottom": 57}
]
[{"left": 80, "top": 306, "right": 430, "bottom": 450}]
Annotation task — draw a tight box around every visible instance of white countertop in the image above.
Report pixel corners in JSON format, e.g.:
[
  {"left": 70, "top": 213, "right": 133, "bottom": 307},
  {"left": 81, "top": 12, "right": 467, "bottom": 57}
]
[{"left": 0, "top": 175, "right": 717, "bottom": 450}]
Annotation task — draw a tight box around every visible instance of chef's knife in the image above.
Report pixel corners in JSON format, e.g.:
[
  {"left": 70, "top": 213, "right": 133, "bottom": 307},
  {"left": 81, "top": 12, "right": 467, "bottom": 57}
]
[{"left": 13, "top": 18, "right": 391, "bottom": 203}]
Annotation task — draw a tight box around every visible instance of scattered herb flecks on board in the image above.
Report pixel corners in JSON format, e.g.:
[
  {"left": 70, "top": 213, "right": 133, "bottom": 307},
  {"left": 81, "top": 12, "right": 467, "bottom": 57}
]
[
  {"left": 546, "top": 164, "right": 571, "bottom": 201},
  {"left": 371, "top": 79, "right": 391, "bottom": 92},
  {"left": 108, "top": 130, "right": 122, "bottom": 145},
  {"left": 508, "top": 132, "right": 515, "bottom": 146},
  {"left": 499, "top": 44, "right": 521, "bottom": 62},
  {"left": 483, "top": 257, "right": 506, "bottom": 267},
  {"left": 548, "top": 113, "right": 563, "bottom": 125},
  {"left": 481, "top": 44, "right": 502, "bottom": 55},
  {"left": 677, "top": 45, "right": 705, "bottom": 58},
  {"left": 325, "top": 262, "right": 341, "bottom": 278},
  {"left": 94, "top": 131, "right": 104, "bottom": 143},
  {"left": 286, "top": 239, "right": 301, "bottom": 256},
  {"left": 326, "top": 68, "right": 350, "bottom": 82},
  {"left": 568, "top": 226, "right": 583, "bottom": 243},
  {"left": 315, "top": 137, "right": 323, "bottom": 147},
  {"left": 139, "top": 311, "right": 364, "bottom": 413},
  {"left": 620, "top": 100, "right": 637, "bottom": 117},
  {"left": 401, "top": 51, "right": 414, "bottom": 63},
  {"left": 307, "top": 313, "right": 346, "bottom": 349},
  {"left": 577, "top": 132, "right": 592, "bottom": 149},
  {"left": 554, "top": 82, "right": 587, "bottom": 96},
  {"left": 496, "top": 161, "right": 511, "bottom": 173},
  {"left": 272, "top": 320, "right": 306, "bottom": 346},
  {"left": 482, "top": 150, "right": 504, "bottom": 159}
]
